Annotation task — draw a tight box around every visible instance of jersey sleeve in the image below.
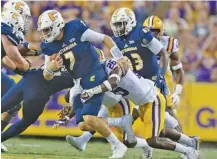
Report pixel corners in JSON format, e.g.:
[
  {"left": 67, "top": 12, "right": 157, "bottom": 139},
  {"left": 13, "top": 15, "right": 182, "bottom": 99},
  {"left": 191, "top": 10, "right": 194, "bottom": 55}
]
[
  {"left": 140, "top": 27, "right": 154, "bottom": 46},
  {"left": 74, "top": 19, "right": 89, "bottom": 35},
  {"left": 167, "top": 37, "right": 179, "bottom": 54},
  {"left": 104, "top": 59, "right": 119, "bottom": 75},
  {"left": 1, "top": 23, "right": 22, "bottom": 46}
]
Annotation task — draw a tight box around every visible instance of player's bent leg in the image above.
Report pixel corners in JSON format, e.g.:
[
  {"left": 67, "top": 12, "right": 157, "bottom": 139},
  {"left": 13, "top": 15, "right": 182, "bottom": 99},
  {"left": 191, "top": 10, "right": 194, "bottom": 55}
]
[
  {"left": 160, "top": 128, "right": 200, "bottom": 151},
  {"left": 1, "top": 96, "right": 48, "bottom": 142}
]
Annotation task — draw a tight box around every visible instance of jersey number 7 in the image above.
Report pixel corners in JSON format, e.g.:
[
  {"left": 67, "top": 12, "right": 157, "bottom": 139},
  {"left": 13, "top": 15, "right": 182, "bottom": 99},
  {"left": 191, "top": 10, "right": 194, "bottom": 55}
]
[{"left": 64, "top": 51, "right": 75, "bottom": 70}]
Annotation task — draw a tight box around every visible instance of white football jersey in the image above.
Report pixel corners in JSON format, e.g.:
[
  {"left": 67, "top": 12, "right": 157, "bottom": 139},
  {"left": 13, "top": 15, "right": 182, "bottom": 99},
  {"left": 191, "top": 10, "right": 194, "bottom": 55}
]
[
  {"left": 104, "top": 59, "right": 157, "bottom": 106},
  {"left": 160, "top": 35, "right": 179, "bottom": 70}
]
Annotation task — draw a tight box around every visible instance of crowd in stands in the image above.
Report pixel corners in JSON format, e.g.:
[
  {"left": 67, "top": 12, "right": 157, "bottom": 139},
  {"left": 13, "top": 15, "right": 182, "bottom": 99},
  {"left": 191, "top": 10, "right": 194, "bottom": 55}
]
[{"left": 2, "top": 1, "right": 217, "bottom": 82}]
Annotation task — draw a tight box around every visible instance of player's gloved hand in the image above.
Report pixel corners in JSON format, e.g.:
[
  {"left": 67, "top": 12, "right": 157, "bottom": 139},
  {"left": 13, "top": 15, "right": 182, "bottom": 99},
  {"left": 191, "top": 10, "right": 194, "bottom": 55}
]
[
  {"left": 154, "top": 68, "right": 165, "bottom": 88},
  {"left": 117, "top": 58, "right": 129, "bottom": 75},
  {"left": 69, "top": 79, "right": 83, "bottom": 103},
  {"left": 46, "top": 54, "right": 63, "bottom": 72},
  {"left": 80, "top": 86, "right": 102, "bottom": 103},
  {"left": 80, "top": 90, "right": 94, "bottom": 103},
  {"left": 170, "top": 93, "right": 180, "bottom": 107},
  {"left": 53, "top": 116, "right": 71, "bottom": 129}
]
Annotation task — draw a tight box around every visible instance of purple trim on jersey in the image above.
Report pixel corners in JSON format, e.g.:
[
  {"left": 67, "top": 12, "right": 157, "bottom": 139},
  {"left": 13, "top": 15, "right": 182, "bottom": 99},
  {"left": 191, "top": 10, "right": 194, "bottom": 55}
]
[
  {"left": 125, "top": 98, "right": 131, "bottom": 115},
  {"left": 119, "top": 100, "right": 126, "bottom": 115},
  {"left": 152, "top": 100, "right": 156, "bottom": 137},
  {"left": 157, "top": 96, "right": 161, "bottom": 135}
]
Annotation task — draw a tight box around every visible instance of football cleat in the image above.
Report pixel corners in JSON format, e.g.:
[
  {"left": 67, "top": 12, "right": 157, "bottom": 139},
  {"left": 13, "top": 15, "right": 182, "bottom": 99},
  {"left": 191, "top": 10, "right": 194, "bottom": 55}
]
[
  {"left": 66, "top": 135, "right": 87, "bottom": 151},
  {"left": 142, "top": 147, "right": 153, "bottom": 159},
  {"left": 109, "top": 142, "right": 127, "bottom": 158},
  {"left": 184, "top": 148, "right": 199, "bottom": 159},
  {"left": 1, "top": 143, "right": 7, "bottom": 152}
]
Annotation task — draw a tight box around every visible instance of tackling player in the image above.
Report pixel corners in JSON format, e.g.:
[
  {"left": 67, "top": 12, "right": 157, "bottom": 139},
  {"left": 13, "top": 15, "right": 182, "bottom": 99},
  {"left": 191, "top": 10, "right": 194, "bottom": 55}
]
[
  {"left": 79, "top": 58, "right": 199, "bottom": 159},
  {"left": 143, "top": 16, "right": 184, "bottom": 132},
  {"left": 36, "top": 10, "right": 130, "bottom": 158}
]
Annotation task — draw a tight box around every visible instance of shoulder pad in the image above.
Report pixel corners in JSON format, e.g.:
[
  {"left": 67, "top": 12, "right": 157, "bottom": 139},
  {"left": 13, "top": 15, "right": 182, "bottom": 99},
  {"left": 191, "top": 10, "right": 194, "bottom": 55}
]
[
  {"left": 140, "top": 26, "right": 153, "bottom": 45},
  {"left": 1, "top": 23, "right": 22, "bottom": 46}
]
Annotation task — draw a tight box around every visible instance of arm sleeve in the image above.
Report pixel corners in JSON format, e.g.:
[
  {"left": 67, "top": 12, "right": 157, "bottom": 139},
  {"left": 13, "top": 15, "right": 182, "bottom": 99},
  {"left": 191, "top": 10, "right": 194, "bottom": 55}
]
[
  {"left": 142, "top": 37, "right": 164, "bottom": 55},
  {"left": 80, "top": 29, "right": 105, "bottom": 43}
]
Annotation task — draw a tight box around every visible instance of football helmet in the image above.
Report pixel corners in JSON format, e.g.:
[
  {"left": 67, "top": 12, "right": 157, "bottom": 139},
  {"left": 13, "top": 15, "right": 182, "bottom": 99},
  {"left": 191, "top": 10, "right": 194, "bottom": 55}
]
[
  {"left": 37, "top": 10, "right": 65, "bottom": 43},
  {"left": 3, "top": 0, "right": 31, "bottom": 33},
  {"left": 2, "top": 10, "right": 25, "bottom": 39},
  {"left": 143, "top": 16, "right": 163, "bottom": 39},
  {"left": 110, "top": 8, "right": 137, "bottom": 37}
]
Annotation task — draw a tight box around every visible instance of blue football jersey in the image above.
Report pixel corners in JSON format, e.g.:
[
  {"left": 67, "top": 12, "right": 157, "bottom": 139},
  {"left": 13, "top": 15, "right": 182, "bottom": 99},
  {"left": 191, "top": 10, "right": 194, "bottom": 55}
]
[
  {"left": 41, "top": 19, "right": 102, "bottom": 79},
  {"left": 1, "top": 23, "right": 23, "bottom": 59},
  {"left": 112, "top": 25, "right": 159, "bottom": 79}
]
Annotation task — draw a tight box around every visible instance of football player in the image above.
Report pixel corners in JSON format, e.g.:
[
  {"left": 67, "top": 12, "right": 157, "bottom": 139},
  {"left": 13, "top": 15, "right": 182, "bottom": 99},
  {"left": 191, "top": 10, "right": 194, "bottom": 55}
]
[
  {"left": 1, "top": 0, "right": 33, "bottom": 136},
  {"left": 143, "top": 16, "right": 184, "bottom": 132},
  {"left": 79, "top": 58, "right": 199, "bottom": 159},
  {"left": 1, "top": 10, "right": 31, "bottom": 152},
  {"left": 37, "top": 10, "right": 130, "bottom": 158}
]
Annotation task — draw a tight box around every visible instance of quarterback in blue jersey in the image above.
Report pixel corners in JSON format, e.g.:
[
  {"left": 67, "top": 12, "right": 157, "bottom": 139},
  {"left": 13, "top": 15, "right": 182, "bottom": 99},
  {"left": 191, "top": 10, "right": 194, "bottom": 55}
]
[{"left": 37, "top": 10, "right": 129, "bottom": 158}]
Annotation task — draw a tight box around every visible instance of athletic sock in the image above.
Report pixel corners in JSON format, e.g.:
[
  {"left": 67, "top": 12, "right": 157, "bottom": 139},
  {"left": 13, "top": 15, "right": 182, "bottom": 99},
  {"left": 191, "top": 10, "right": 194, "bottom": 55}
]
[
  {"left": 1, "top": 120, "right": 9, "bottom": 131},
  {"left": 107, "top": 117, "right": 122, "bottom": 127},
  {"left": 80, "top": 131, "right": 95, "bottom": 142},
  {"left": 178, "top": 134, "right": 195, "bottom": 147},
  {"left": 175, "top": 143, "right": 192, "bottom": 154},
  {"left": 135, "top": 137, "right": 149, "bottom": 148},
  {"left": 106, "top": 133, "right": 120, "bottom": 145}
]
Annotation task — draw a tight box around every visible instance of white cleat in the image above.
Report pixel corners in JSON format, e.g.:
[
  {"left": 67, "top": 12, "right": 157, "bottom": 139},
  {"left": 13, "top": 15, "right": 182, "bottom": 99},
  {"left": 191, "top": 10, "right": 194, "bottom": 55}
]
[
  {"left": 1, "top": 143, "right": 7, "bottom": 152},
  {"left": 142, "top": 147, "right": 153, "bottom": 159},
  {"left": 184, "top": 148, "right": 199, "bottom": 159},
  {"left": 192, "top": 136, "right": 200, "bottom": 151},
  {"left": 66, "top": 135, "right": 87, "bottom": 151},
  {"left": 109, "top": 142, "right": 127, "bottom": 159},
  {"left": 120, "top": 114, "right": 136, "bottom": 144}
]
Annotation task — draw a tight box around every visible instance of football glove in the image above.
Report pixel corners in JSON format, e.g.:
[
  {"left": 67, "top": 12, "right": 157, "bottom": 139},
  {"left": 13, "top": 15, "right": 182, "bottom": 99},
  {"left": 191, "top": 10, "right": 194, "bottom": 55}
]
[{"left": 80, "top": 90, "right": 94, "bottom": 103}]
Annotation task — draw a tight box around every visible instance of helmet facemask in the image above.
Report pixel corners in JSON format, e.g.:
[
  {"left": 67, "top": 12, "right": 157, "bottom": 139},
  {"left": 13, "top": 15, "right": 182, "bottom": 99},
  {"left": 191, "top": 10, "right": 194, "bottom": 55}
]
[
  {"left": 150, "top": 28, "right": 161, "bottom": 39},
  {"left": 111, "top": 21, "right": 128, "bottom": 37}
]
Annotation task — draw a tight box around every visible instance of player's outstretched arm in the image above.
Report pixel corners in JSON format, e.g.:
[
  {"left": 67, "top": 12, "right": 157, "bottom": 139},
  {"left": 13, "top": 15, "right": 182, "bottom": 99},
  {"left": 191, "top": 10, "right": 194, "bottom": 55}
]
[
  {"left": 158, "top": 48, "right": 169, "bottom": 74},
  {"left": 80, "top": 64, "right": 122, "bottom": 103},
  {"left": 2, "top": 35, "right": 31, "bottom": 71},
  {"left": 81, "top": 29, "right": 128, "bottom": 74},
  {"left": 170, "top": 53, "right": 184, "bottom": 106}
]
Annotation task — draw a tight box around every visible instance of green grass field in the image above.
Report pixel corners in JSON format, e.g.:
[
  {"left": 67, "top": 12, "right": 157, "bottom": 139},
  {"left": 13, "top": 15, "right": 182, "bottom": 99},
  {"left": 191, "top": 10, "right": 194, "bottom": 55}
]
[{"left": 2, "top": 137, "right": 217, "bottom": 159}]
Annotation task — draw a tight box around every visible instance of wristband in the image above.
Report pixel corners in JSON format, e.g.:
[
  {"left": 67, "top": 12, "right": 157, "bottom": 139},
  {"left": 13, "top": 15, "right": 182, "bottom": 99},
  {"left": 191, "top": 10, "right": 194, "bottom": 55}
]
[
  {"left": 109, "top": 74, "right": 121, "bottom": 83},
  {"left": 103, "top": 80, "right": 112, "bottom": 91},
  {"left": 174, "top": 84, "right": 183, "bottom": 95},
  {"left": 172, "top": 63, "right": 182, "bottom": 71},
  {"left": 110, "top": 45, "right": 123, "bottom": 59},
  {"left": 91, "top": 86, "right": 102, "bottom": 95},
  {"left": 45, "top": 67, "right": 54, "bottom": 75}
]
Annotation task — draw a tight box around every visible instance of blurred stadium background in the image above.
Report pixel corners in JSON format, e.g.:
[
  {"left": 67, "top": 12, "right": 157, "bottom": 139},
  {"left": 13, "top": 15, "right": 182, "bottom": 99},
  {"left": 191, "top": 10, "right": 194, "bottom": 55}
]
[{"left": 1, "top": 1, "right": 217, "bottom": 158}]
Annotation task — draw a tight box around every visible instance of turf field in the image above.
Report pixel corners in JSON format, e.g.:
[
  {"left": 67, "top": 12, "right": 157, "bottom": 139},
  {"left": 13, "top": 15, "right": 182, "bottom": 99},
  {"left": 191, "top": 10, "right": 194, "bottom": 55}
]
[{"left": 2, "top": 137, "right": 217, "bottom": 159}]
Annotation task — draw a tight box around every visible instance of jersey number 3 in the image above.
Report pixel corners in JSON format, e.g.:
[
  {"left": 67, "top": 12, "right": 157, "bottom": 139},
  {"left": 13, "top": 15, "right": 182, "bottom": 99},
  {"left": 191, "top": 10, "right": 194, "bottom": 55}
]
[
  {"left": 64, "top": 51, "right": 75, "bottom": 70},
  {"left": 124, "top": 53, "right": 143, "bottom": 71}
]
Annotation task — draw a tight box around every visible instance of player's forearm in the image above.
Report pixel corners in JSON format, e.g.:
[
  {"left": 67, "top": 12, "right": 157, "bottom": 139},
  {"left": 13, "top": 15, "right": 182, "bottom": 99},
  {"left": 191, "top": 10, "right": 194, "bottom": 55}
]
[
  {"left": 24, "top": 42, "right": 41, "bottom": 51},
  {"left": 159, "top": 49, "right": 169, "bottom": 73},
  {"left": 2, "top": 56, "right": 17, "bottom": 70},
  {"left": 103, "top": 35, "right": 123, "bottom": 59},
  {"left": 174, "top": 68, "right": 184, "bottom": 86}
]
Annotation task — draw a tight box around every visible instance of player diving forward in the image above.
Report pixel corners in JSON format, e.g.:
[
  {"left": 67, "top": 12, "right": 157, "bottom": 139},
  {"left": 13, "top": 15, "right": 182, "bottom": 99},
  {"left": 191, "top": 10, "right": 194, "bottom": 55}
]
[
  {"left": 36, "top": 10, "right": 132, "bottom": 158},
  {"left": 143, "top": 16, "right": 185, "bottom": 132},
  {"left": 79, "top": 58, "right": 199, "bottom": 159}
]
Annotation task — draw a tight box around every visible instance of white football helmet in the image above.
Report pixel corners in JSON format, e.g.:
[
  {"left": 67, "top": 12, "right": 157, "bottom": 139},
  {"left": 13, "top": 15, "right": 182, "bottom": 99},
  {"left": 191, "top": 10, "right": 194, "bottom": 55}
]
[
  {"left": 110, "top": 8, "right": 137, "bottom": 37},
  {"left": 3, "top": 0, "right": 31, "bottom": 33},
  {"left": 2, "top": 10, "right": 25, "bottom": 40},
  {"left": 37, "top": 10, "right": 65, "bottom": 43}
]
